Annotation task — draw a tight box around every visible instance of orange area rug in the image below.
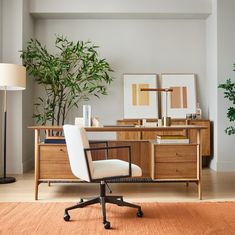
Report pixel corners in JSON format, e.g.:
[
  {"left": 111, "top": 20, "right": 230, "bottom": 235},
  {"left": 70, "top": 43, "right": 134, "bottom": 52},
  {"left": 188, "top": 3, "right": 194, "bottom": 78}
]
[{"left": 0, "top": 202, "right": 234, "bottom": 234}]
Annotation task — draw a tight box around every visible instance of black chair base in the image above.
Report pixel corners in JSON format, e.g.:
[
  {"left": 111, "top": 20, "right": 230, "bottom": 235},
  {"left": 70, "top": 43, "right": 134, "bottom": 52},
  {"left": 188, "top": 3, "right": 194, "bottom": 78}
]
[{"left": 63, "top": 181, "right": 143, "bottom": 229}]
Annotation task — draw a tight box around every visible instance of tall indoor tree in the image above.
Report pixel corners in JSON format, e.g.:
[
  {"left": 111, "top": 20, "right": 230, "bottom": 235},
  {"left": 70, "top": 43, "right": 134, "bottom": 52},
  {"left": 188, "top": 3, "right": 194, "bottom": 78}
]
[
  {"left": 21, "top": 35, "right": 113, "bottom": 125},
  {"left": 218, "top": 64, "right": 235, "bottom": 135}
]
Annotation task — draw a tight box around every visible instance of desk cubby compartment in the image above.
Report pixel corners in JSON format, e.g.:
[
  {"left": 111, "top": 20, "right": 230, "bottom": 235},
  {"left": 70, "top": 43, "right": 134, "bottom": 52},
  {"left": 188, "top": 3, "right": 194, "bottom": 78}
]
[
  {"left": 151, "top": 144, "right": 198, "bottom": 180},
  {"left": 117, "top": 118, "right": 211, "bottom": 157},
  {"left": 39, "top": 145, "right": 76, "bottom": 179}
]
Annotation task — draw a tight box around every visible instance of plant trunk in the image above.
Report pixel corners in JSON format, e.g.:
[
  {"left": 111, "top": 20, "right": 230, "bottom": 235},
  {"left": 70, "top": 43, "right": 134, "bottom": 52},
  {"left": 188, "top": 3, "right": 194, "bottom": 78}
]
[
  {"left": 62, "top": 102, "right": 67, "bottom": 125},
  {"left": 57, "top": 86, "right": 64, "bottom": 126},
  {"left": 51, "top": 95, "right": 56, "bottom": 126}
]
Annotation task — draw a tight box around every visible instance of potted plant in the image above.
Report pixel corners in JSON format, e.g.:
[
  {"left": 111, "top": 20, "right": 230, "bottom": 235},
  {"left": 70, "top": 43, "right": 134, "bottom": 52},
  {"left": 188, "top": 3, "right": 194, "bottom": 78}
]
[
  {"left": 21, "top": 35, "right": 113, "bottom": 126},
  {"left": 218, "top": 64, "right": 235, "bottom": 135}
]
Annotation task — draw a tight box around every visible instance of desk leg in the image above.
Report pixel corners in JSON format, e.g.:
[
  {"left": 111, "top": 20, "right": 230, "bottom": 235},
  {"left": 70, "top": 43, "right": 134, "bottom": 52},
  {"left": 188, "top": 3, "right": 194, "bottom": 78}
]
[
  {"left": 34, "top": 129, "right": 39, "bottom": 200},
  {"left": 198, "top": 181, "right": 202, "bottom": 200},
  {"left": 197, "top": 129, "right": 202, "bottom": 200}
]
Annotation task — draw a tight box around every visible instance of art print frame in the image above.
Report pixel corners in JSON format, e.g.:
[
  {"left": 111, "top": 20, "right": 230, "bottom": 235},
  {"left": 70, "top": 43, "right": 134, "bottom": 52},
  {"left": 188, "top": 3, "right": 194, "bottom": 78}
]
[
  {"left": 123, "top": 73, "right": 159, "bottom": 119},
  {"left": 161, "top": 73, "right": 197, "bottom": 118}
]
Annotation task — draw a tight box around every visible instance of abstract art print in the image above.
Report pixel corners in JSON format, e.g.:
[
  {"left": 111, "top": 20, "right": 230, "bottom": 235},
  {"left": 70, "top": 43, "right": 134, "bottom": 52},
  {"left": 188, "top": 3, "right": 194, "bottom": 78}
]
[
  {"left": 161, "top": 73, "right": 196, "bottom": 118},
  {"left": 123, "top": 74, "right": 158, "bottom": 118}
]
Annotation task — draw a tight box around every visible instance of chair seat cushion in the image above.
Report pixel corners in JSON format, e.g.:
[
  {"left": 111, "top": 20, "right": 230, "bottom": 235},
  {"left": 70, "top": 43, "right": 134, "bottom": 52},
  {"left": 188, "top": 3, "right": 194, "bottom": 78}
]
[{"left": 92, "top": 159, "right": 142, "bottom": 179}]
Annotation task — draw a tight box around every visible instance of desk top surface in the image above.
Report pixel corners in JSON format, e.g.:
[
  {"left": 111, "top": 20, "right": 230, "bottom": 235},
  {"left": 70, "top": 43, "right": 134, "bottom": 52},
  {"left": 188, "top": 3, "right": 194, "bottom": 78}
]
[{"left": 29, "top": 125, "right": 207, "bottom": 131}]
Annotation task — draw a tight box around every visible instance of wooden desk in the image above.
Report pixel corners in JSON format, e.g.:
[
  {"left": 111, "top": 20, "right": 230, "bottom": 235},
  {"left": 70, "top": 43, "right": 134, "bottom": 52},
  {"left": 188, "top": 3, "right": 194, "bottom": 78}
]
[{"left": 29, "top": 125, "right": 206, "bottom": 200}]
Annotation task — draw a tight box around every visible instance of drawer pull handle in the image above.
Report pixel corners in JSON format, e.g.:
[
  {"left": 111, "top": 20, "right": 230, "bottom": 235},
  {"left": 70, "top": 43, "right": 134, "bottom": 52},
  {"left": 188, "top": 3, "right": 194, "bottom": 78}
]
[
  {"left": 176, "top": 153, "right": 182, "bottom": 157},
  {"left": 59, "top": 149, "right": 64, "bottom": 152}
]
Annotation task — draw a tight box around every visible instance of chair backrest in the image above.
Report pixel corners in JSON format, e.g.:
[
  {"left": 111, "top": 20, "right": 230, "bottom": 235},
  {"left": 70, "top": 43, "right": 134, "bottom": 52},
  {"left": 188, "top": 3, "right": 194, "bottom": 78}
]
[{"left": 63, "top": 125, "right": 93, "bottom": 182}]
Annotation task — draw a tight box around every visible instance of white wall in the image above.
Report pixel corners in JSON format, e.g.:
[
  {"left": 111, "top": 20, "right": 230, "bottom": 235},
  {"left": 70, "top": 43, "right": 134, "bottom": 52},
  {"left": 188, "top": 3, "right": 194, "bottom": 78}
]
[
  {"left": 2, "top": 0, "right": 24, "bottom": 174},
  {"left": 22, "top": 0, "right": 34, "bottom": 172},
  {"left": 1, "top": 0, "right": 34, "bottom": 174},
  {"left": 30, "top": 0, "right": 211, "bottom": 18},
  {"left": 35, "top": 19, "right": 206, "bottom": 126},
  {"left": 206, "top": 0, "right": 235, "bottom": 171},
  {"left": 206, "top": 0, "right": 218, "bottom": 170},
  {"left": 216, "top": 0, "right": 235, "bottom": 171}
]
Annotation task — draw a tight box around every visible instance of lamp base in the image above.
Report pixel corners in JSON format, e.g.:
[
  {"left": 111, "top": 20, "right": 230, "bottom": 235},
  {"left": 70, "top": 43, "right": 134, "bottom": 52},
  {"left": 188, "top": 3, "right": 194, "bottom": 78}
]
[
  {"left": 162, "top": 117, "right": 171, "bottom": 127},
  {"left": 0, "top": 176, "right": 16, "bottom": 184}
]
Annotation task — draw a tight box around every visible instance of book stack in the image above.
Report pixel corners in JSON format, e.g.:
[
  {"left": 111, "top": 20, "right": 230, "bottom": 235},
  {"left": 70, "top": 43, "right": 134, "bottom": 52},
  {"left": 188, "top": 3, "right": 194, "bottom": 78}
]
[
  {"left": 156, "top": 135, "right": 189, "bottom": 144},
  {"left": 44, "top": 136, "right": 66, "bottom": 144}
]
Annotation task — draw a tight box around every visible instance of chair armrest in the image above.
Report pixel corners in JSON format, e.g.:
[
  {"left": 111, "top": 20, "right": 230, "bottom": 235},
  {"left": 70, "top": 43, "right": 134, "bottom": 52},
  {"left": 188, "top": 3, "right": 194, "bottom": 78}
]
[
  {"left": 89, "top": 140, "right": 108, "bottom": 145},
  {"left": 84, "top": 145, "right": 132, "bottom": 177},
  {"left": 89, "top": 141, "right": 108, "bottom": 159}
]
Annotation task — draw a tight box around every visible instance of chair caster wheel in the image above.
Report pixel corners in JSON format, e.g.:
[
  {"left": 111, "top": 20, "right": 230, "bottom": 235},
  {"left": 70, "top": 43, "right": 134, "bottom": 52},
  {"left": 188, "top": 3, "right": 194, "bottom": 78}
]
[
  {"left": 137, "top": 209, "right": 143, "bottom": 217},
  {"left": 104, "top": 221, "right": 111, "bottom": 229},
  {"left": 64, "top": 212, "right": 70, "bottom": 221}
]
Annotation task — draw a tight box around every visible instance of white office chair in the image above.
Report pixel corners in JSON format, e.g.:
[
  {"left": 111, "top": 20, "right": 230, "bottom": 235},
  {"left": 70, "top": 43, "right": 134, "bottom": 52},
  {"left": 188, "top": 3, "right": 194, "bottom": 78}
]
[{"left": 63, "top": 125, "right": 143, "bottom": 229}]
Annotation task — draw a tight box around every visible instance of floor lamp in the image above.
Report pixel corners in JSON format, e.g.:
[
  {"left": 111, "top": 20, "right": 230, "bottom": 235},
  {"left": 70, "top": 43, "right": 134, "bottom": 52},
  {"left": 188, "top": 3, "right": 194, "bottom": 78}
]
[{"left": 0, "top": 63, "right": 26, "bottom": 184}]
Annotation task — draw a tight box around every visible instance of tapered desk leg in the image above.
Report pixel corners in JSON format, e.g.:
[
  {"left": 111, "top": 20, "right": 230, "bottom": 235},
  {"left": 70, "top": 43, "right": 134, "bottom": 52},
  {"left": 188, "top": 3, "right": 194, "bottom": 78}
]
[
  {"left": 34, "top": 129, "right": 39, "bottom": 200},
  {"left": 197, "top": 129, "right": 202, "bottom": 200}
]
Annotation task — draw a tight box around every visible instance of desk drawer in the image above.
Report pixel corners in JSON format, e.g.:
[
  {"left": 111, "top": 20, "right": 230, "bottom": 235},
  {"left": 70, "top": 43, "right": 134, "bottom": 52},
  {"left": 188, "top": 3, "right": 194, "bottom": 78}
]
[
  {"left": 40, "top": 162, "right": 76, "bottom": 179},
  {"left": 154, "top": 162, "right": 197, "bottom": 179},
  {"left": 39, "top": 145, "right": 76, "bottom": 179},
  {"left": 40, "top": 145, "right": 68, "bottom": 162},
  {"left": 155, "top": 145, "right": 197, "bottom": 162}
]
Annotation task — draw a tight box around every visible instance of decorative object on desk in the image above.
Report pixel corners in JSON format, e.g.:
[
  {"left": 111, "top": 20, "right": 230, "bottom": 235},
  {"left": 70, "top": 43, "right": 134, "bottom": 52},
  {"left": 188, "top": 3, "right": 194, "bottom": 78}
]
[
  {"left": 20, "top": 35, "right": 113, "bottom": 126},
  {"left": 186, "top": 113, "right": 197, "bottom": 120},
  {"left": 0, "top": 63, "right": 26, "bottom": 184},
  {"left": 196, "top": 102, "right": 202, "bottom": 119},
  {"left": 186, "top": 113, "right": 192, "bottom": 120},
  {"left": 75, "top": 117, "right": 83, "bottom": 126},
  {"left": 75, "top": 116, "right": 101, "bottom": 127},
  {"left": 157, "top": 119, "right": 162, "bottom": 127},
  {"left": 91, "top": 117, "right": 101, "bottom": 127},
  {"left": 123, "top": 74, "right": 158, "bottom": 119},
  {"left": 141, "top": 119, "right": 158, "bottom": 127},
  {"left": 142, "top": 119, "right": 147, "bottom": 126},
  {"left": 161, "top": 73, "right": 197, "bottom": 118},
  {"left": 156, "top": 135, "right": 189, "bottom": 144},
  {"left": 143, "top": 121, "right": 157, "bottom": 127},
  {"left": 218, "top": 66, "right": 235, "bottom": 135},
  {"left": 192, "top": 113, "right": 197, "bottom": 119},
  {"left": 83, "top": 105, "right": 91, "bottom": 127},
  {"left": 140, "top": 88, "right": 173, "bottom": 126}
]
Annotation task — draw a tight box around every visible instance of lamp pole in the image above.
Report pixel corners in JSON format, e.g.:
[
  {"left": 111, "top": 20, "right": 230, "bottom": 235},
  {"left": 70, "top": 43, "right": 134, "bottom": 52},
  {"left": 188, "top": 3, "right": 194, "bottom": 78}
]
[
  {"left": 3, "top": 89, "right": 7, "bottom": 178},
  {"left": 0, "top": 88, "right": 15, "bottom": 183},
  {"left": 140, "top": 88, "right": 173, "bottom": 126}
]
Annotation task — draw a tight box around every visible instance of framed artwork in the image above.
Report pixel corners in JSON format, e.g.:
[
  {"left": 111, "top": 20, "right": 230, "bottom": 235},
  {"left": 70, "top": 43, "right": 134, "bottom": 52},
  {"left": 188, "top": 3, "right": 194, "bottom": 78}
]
[
  {"left": 161, "top": 73, "right": 196, "bottom": 118},
  {"left": 123, "top": 74, "right": 158, "bottom": 119}
]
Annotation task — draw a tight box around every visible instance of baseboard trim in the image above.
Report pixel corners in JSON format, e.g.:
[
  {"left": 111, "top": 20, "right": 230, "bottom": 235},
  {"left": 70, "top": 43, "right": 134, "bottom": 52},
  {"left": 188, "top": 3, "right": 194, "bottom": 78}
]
[{"left": 215, "top": 161, "right": 235, "bottom": 172}]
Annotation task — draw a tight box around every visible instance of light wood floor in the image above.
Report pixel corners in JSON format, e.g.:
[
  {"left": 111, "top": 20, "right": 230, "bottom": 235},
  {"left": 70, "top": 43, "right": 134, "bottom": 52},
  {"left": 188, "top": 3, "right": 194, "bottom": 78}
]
[{"left": 0, "top": 169, "right": 235, "bottom": 202}]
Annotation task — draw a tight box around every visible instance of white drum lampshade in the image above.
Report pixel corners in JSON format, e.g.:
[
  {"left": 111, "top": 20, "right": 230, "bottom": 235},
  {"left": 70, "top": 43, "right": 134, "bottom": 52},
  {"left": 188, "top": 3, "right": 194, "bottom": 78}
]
[{"left": 0, "top": 63, "right": 26, "bottom": 90}]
